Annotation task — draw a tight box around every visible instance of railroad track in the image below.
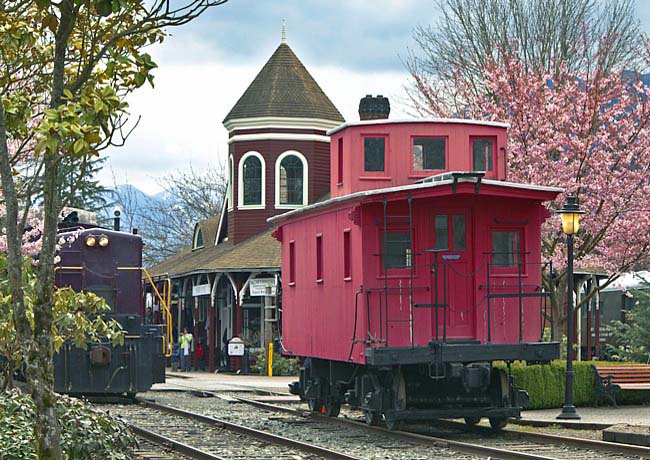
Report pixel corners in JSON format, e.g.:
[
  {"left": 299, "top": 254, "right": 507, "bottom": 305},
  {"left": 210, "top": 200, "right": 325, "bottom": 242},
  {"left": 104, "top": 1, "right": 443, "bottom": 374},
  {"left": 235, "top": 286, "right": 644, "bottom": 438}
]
[
  {"left": 106, "top": 400, "right": 362, "bottom": 460},
  {"left": 231, "top": 394, "right": 649, "bottom": 460},
  {"left": 132, "top": 427, "right": 224, "bottom": 460},
  {"left": 138, "top": 385, "right": 649, "bottom": 460}
]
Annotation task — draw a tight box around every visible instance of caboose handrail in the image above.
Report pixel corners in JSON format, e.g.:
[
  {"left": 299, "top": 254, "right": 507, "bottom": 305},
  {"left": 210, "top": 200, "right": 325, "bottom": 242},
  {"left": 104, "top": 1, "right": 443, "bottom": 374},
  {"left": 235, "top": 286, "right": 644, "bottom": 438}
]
[{"left": 142, "top": 269, "right": 173, "bottom": 358}]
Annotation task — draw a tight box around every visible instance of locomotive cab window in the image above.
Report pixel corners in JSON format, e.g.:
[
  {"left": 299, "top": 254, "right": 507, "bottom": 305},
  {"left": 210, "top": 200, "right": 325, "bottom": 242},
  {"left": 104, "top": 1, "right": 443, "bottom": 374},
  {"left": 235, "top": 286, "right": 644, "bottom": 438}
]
[
  {"left": 364, "top": 137, "right": 385, "bottom": 172},
  {"left": 382, "top": 231, "right": 412, "bottom": 269},
  {"left": 413, "top": 137, "right": 445, "bottom": 171},
  {"left": 492, "top": 230, "right": 521, "bottom": 267},
  {"left": 472, "top": 138, "right": 494, "bottom": 172}
]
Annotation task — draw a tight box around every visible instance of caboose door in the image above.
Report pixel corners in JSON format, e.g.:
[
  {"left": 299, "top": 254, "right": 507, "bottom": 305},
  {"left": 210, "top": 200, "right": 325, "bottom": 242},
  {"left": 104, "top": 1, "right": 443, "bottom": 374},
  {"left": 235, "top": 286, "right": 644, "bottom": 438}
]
[{"left": 430, "top": 211, "right": 474, "bottom": 339}]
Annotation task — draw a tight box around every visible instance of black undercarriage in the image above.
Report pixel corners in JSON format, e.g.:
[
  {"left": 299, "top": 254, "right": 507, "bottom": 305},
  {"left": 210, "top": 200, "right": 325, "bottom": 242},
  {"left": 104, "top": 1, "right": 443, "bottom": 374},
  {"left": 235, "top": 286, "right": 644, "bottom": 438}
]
[{"left": 290, "top": 341, "right": 559, "bottom": 430}]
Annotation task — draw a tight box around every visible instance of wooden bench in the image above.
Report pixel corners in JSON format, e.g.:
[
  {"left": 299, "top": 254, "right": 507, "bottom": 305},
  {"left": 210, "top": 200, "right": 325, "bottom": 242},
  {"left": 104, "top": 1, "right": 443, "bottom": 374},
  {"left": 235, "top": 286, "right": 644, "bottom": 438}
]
[{"left": 591, "top": 364, "right": 650, "bottom": 406}]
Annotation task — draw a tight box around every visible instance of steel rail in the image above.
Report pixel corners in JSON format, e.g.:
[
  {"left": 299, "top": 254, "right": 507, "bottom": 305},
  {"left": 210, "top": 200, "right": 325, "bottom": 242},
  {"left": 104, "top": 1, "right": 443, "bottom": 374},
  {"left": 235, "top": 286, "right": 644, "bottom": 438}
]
[
  {"left": 150, "top": 383, "right": 648, "bottom": 460},
  {"left": 229, "top": 396, "right": 557, "bottom": 460},
  {"left": 135, "top": 397, "right": 362, "bottom": 460},
  {"left": 231, "top": 394, "right": 650, "bottom": 460},
  {"left": 436, "top": 419, "right": 650, "bottom": 458},
  {"left": 129, "top": 423, "right": 227, "bottom": 460}
]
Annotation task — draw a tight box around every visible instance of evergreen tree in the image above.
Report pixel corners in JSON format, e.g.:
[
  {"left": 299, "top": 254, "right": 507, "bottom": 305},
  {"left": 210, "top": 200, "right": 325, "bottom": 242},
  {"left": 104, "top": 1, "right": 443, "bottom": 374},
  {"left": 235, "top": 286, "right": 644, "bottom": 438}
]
[
  {"left": 605, "top": 281, "right": 650, "bottom": 363},
  {"left": 56, "top": 155, "right": 111, "bottom": 214}
]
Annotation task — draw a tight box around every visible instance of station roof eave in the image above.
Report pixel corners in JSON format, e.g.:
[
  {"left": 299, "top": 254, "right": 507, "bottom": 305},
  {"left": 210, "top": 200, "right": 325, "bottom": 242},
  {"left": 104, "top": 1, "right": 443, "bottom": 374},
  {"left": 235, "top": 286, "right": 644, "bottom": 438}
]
[
  {"left": 146, "top": 229, "right": 280, "bottom": 280},
  {"left": 268, "top": 175, "right": 563, "bottom": 225}
]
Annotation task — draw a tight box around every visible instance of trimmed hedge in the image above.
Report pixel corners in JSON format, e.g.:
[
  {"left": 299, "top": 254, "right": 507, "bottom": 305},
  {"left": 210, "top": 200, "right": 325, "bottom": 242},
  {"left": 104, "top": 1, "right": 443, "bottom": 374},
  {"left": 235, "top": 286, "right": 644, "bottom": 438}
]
[{"left": 496, "top": 360, "right": 650, "bottom": 409}]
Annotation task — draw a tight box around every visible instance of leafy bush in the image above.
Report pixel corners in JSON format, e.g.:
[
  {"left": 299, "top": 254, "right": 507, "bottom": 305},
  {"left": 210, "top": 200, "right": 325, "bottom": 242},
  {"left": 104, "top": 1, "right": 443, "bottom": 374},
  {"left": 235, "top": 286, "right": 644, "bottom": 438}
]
[
  {"left": 497, "top": 360, "right": 650, "bottom": 409},
  {"left": 0, "top": 389, "right": 134, "bottom": 460},
  {"left": 251, "top": 351, "right": 300, "bottom": 376}
]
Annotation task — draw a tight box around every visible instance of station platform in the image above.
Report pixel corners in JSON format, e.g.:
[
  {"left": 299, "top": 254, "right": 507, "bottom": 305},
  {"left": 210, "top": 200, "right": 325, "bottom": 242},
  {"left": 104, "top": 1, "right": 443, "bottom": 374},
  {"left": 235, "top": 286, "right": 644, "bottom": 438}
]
[
  {"left": 153, "top": 370, "right": 650, "bottom": 427},
  {"left": 153, "top": 370, "right": 295, "bottom": 394}
]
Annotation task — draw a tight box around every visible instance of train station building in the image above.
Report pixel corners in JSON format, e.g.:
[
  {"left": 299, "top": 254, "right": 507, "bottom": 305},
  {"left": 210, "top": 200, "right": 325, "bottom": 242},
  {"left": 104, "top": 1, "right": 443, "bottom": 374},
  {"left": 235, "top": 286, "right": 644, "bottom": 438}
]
[{"left": 148, "top": 36, "right": 344, "bottom": 371}]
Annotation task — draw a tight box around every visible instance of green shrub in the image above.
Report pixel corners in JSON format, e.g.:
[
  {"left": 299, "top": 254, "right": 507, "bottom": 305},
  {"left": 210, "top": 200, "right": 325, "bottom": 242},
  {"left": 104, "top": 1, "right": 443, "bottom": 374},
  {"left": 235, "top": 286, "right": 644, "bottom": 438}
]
[
  {"left": 496, "top": 360, "right": 650, "bottom": 409},
  {"left": 251, "top": 351, "right": 300, "bottom": 376},
  {"left": 0, "top": 389, "right": 134, "bottom": 460}
]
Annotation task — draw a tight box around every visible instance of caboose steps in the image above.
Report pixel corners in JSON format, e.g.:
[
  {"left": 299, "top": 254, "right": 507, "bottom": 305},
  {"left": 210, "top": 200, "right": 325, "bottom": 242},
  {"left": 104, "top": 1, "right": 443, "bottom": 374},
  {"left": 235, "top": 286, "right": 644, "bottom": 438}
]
[{"left": 365, "top": 341, "right": 560, "bottom": 366}]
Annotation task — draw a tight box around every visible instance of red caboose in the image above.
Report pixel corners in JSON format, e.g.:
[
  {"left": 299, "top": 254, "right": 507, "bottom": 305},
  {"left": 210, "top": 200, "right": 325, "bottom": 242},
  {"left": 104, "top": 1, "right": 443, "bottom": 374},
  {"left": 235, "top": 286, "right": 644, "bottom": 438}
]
[{"left": 270, "top": 97, "right": 561, "bottom": 429}]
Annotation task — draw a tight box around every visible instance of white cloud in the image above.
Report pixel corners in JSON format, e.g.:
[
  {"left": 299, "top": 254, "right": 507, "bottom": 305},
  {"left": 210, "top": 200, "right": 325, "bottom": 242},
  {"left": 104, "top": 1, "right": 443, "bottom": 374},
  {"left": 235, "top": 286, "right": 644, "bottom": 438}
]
[{"left": 100, "top": 56, "right": 410, "bottom": 195}]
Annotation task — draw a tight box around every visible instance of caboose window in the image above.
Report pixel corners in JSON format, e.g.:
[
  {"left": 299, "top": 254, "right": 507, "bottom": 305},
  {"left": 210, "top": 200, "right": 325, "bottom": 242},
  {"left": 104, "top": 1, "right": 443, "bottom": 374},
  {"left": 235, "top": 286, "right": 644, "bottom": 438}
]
[
  {"left": 434, "top": 215, "right": 448, "bottom": 250},
  {"left": 316, "top": 235, "right": 323, "bottom": 282},
  {"left": 382, "top": 232, "right": 412, "bottom": 269},
  {"left": 337, "top": 138, "right": 344, "bottom": 184},
  {"left": 492, "top": 231, "right": 520, "bottom": 267},
  {"left": 343, "top": 229, "right": 351, "bottom": 279},
  {"left": 413, "top": 137, "right": 445, "bottom": 170},
  {"left": 289, "top": 241, "right": 296, "bottom": 285},
  {"left": 452, "top": 215, "right": 466, "bottom": 250},
  {"left": 472, "top": 139, "right": 494, "bottom": 171},
  {"left": 364, "top": 137, "right": 385, "bottom": 172}
]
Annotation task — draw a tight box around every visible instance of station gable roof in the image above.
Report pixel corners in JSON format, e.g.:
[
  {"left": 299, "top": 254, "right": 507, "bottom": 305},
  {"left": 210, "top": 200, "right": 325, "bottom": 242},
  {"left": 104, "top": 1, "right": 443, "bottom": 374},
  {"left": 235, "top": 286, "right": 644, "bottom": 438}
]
[{"left": 147, "top": 229, "right": 280, "bottom": 279}]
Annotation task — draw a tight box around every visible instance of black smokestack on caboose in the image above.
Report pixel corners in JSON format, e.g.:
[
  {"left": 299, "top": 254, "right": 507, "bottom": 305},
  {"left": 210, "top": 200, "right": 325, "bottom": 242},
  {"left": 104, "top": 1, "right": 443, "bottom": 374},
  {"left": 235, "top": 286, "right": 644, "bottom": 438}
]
[
  {"left": 113, "top": 209, "right": 121, "bottom": 231},
  {"left": 359, "top": 94, "right": 390, "bottom": 120}
]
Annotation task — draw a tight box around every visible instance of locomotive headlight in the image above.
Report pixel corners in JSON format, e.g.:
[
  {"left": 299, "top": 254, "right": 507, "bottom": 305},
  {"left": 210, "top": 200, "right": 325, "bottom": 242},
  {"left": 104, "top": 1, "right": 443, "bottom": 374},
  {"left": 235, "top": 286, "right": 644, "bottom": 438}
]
[
  {"left": 557, "top": 195, "right": 584, "bottom": 235},
  {"left": 85, "top": 236, "right": 97, "bottom": 247},
  {"left": 99, "top": 236, "right": 109, "bottom": 247}
]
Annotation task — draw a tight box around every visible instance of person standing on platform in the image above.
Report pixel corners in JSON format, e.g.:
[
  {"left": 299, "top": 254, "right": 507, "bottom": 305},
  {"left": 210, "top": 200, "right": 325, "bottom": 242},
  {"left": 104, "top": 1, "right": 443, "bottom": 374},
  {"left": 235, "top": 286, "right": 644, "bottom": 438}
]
[{"left": 180, "top": 328, "right": 193, "bottom": 372}]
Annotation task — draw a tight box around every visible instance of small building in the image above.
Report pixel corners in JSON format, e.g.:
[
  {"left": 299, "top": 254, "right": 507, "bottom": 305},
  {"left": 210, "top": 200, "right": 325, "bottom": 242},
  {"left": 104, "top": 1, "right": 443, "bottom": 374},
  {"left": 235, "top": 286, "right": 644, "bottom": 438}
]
[{"left": 147, "top": 35, "right": 344, "bottom": 371}]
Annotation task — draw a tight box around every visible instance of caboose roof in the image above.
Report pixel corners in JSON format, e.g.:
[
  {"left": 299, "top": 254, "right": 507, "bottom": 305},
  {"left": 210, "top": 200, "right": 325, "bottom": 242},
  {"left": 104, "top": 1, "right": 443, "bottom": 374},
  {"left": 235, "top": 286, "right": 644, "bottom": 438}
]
[
  {"left": 268, "top": 174, "right": 562, "bottom": 224},
  {"left": 326, "top": 118, "right": 510, "bottom": 135}
]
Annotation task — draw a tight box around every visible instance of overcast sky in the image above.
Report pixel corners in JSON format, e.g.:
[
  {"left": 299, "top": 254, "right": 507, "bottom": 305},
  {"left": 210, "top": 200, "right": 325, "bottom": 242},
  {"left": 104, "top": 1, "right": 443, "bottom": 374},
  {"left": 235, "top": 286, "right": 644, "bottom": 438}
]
[{"left": 99, "top": 0, "right": 650, "bottom": 195}]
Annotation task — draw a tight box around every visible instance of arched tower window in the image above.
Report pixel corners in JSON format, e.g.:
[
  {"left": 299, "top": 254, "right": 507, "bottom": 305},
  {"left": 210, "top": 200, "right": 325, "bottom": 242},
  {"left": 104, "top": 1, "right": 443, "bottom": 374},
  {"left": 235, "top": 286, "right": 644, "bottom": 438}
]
[
  {"left": 227, "top": 155, "right": 234, "bottom": 210},
  {"left": 275, "top": 150, "right": 308, "bottom": 208},
  {"left": 238, "top": 151, "right": 266, "bottom": 209},
  {"left": 192, "top": 224, "right": 204, "bottom": 250}
]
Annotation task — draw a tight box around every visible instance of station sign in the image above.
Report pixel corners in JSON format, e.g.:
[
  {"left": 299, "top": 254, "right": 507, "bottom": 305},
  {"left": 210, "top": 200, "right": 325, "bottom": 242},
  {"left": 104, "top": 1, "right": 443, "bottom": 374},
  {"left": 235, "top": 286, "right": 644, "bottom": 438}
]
[
  {"left": 192, "top": 284, "right": 211, "bottom": 297},
  {"left": 249, "top": 278, "right": 276, "bottom": 296},
  {"left": 228, "top": 337, "right": 245, "bottom": 356}
]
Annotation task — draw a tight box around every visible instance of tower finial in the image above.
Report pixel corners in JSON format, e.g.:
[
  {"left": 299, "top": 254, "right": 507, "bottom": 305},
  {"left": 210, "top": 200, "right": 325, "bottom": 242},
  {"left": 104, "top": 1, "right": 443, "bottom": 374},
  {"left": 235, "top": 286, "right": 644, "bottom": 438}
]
[{"left": 281, "top": 19, "right": 286, "bottom": 43}]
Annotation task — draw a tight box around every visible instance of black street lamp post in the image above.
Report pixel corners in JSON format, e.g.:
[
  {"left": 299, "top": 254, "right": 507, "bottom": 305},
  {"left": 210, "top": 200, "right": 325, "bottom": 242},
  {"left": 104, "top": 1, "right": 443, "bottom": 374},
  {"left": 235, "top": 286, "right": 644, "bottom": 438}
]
[{"left": 557, "top": 195, "right": 584, "bottom": 420}]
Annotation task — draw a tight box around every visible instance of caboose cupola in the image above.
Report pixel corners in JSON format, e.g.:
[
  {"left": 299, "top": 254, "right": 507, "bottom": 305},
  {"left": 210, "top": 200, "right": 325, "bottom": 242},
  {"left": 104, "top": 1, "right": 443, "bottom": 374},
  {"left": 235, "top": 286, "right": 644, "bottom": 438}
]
[{"left": 329, "top": 98, "right": 509, "bottom": 198}]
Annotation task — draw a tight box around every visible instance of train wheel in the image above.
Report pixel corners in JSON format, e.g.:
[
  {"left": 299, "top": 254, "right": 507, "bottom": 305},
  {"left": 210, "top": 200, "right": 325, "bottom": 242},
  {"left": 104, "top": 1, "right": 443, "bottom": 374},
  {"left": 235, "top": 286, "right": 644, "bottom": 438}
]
[
  {"left": 364, "top": 410, "right": 381, "bottom": 426},
  {"left": 307, "top": 398, "right": 323, "bottom": 413},
  {"left": 489, "top": 417, "right": 508, "bottom": 430},
  {"left": 464, "top": 416, "right": 481, "bottom": 426},
  {"left": 324, "top": 398, "right": 341, "bottom": 417}
]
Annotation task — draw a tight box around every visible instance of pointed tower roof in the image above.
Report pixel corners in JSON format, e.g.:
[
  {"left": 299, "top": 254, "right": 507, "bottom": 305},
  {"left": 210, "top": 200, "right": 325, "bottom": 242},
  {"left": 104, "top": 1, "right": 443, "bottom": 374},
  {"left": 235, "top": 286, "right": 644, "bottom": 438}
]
[{"left": 223, "top": 43, "right": 344, "bottom": 124}]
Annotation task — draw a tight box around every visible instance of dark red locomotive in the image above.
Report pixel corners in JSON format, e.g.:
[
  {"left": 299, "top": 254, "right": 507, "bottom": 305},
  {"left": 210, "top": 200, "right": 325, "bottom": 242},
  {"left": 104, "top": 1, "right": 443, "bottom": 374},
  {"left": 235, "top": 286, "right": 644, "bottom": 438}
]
[
  {"left": 53, "top": 215, "right": 166, "bottom": 397},
  {"left": 271, "top": 115, "right": 561, "bottom": 429}
]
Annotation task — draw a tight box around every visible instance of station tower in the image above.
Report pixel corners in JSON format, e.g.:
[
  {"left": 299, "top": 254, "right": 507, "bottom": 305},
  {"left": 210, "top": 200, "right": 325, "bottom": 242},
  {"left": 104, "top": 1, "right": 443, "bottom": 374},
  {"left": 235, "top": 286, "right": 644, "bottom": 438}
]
[{"left": 222, "top": 33, "right": 345, "bottom": 244}]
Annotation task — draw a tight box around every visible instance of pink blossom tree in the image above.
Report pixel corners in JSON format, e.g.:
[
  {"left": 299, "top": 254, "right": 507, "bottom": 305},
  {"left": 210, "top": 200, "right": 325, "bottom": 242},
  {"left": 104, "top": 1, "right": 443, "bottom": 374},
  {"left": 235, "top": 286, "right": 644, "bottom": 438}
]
[{"left": 408, "top": 37, "right": 650, "bottom": 339}]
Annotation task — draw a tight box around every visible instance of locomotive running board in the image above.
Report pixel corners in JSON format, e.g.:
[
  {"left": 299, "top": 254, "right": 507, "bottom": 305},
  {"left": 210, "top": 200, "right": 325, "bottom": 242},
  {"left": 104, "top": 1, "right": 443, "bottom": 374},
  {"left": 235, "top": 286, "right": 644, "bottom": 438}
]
[{"left": 364, "top": 341, "right": 560, "bottom": 366}]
